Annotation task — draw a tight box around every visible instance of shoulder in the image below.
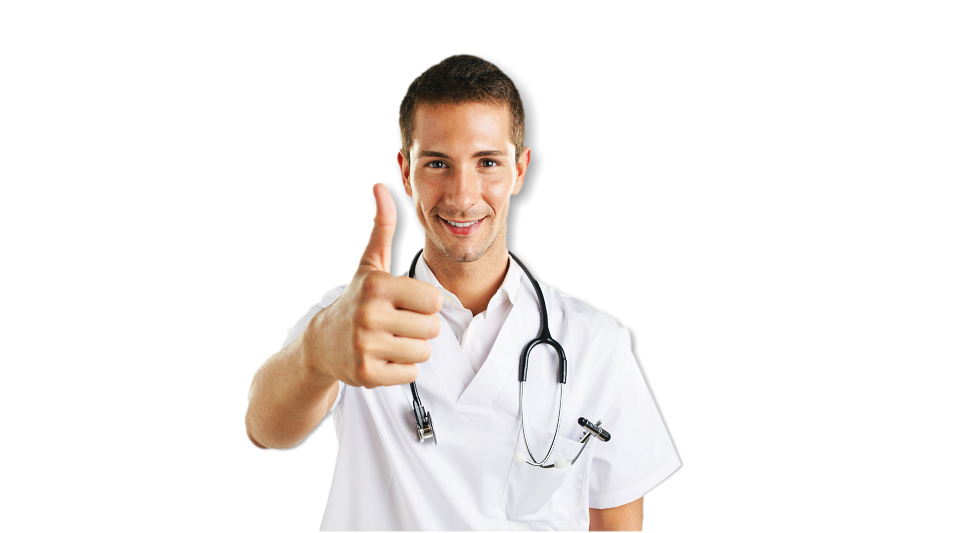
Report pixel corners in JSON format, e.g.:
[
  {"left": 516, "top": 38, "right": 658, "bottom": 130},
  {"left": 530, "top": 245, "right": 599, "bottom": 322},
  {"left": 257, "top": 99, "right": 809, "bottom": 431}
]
[
  {"left": 540, "top": 282, "right": 625, "bottom": 337},
  {"left": 535, "top": 281, "right": 633, "bottom": 370},
  {"left": 535, "top": 281, "right": 641, "bottom": 410}
]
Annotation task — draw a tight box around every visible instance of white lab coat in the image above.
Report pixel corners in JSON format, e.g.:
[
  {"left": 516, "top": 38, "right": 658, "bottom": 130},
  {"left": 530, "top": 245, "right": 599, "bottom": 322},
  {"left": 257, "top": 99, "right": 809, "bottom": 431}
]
[{"left": 282, "top": 260, "right": 681, "bottom": 530}]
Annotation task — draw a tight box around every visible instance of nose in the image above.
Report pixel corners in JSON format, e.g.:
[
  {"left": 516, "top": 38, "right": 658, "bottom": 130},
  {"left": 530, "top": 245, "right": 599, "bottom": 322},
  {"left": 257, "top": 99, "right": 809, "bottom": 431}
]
[{"left": 444, "top": 164, "right": 479, "bottom": 212}]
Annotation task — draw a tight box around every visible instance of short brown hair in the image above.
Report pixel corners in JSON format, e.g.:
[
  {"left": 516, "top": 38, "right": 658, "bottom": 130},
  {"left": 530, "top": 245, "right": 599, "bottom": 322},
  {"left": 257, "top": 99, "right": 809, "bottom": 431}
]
[{"left": 400, "top": 55, "right": 525, "bottom": 162}]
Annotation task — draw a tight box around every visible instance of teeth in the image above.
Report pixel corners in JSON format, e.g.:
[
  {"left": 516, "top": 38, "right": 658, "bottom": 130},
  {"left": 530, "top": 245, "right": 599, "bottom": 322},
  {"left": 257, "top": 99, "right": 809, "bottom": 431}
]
[{"left": 446, "top": 220, "right": 478, "bottom": 228}]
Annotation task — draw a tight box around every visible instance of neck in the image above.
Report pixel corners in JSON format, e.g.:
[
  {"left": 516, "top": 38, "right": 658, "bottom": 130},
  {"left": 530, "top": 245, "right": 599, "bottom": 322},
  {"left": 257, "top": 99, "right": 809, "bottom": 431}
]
[{"left": 422, "top": 241, "right": 509, "bottom": 316}]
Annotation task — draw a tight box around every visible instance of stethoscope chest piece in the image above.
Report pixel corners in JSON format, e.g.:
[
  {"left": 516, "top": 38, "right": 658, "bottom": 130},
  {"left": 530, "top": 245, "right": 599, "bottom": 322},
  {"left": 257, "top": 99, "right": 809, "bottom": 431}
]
[{"left": 412, "top": 386, "right": 436, "bottom": 445}]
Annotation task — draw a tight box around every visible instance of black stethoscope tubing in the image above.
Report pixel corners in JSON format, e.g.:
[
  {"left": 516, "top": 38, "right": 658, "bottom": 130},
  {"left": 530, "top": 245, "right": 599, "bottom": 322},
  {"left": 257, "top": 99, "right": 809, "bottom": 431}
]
[
  {"left": 404, "top": 249, "right": 611, "bottom": 468},
  {"left": 406, "top": 249, "right": 568, "bottom": 454},
  {"left": 406, "top": 248, "right": 567, "bottom": 384}
]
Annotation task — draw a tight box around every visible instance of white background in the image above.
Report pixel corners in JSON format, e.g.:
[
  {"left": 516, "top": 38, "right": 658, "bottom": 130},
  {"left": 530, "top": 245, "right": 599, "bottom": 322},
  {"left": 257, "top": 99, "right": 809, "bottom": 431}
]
[{"left": 2, "top": 1, "right": 958, "bottom": 531}]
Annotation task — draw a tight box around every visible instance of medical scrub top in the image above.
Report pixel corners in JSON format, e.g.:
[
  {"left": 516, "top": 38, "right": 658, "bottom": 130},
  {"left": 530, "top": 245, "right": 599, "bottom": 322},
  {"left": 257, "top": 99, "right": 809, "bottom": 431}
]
[{"left": 282, "top": 257, "right": 681, "bottom": 530}]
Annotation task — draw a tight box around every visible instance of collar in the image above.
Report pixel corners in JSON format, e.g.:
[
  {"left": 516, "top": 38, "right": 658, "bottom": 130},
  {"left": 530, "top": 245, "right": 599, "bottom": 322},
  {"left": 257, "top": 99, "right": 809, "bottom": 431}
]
[{"left": 413, "top": 253, "right": 524, "bottom": 311}]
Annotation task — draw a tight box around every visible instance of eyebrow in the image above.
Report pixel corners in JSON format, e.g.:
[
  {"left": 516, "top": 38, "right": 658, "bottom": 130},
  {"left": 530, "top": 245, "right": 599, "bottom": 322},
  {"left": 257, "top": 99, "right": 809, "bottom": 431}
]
[{"left": 418, "top": 150, "right": 509, "bottom": 159}]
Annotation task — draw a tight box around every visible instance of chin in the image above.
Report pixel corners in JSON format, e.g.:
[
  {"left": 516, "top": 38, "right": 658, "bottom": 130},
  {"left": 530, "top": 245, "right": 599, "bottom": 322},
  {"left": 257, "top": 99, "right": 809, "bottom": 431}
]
[
  {"left": 442, "top": 246, "right": 486, "bottom": 263},
  {"left": 430, "top": 237, "right": 489, "bottom": 263}
]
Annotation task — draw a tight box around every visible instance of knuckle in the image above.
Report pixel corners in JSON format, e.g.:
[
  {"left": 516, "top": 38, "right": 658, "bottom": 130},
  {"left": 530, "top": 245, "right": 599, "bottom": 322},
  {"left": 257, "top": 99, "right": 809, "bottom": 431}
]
[
  {"left": 359, "top": 280, "right": 376, "bottom": 300},
  {"left": 429, "top": 315, "right": 442, "bottom": 338},
  {"left": 351, "top": 331, "right": 370, "bottom": 355},
  {"left": 354, "top": 361, "right": 375, "bottom": 388},
  {"left": 352, "top": 311, "right": 365, "bottom": 332},
  {"left": 360, "top": 272, "right": 388, "bottom": 300},
  {"left": 354, "top": 308, "right": 378, "bottom": 332}
]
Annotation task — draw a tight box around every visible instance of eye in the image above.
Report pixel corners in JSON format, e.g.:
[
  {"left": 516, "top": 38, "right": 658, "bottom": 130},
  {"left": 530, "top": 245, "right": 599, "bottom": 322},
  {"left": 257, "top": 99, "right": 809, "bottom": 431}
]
[
  {"left": 479, "top": 159, "right": 499, "bottom": 168},
  {"left": 425, "top": 160, "right": 447, "bottom": 169}
]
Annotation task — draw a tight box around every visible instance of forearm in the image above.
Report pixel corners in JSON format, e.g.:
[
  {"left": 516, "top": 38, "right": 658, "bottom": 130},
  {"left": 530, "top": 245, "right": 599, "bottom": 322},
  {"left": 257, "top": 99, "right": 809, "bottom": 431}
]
[
  {"left": 245, "top": 312, "right": 339, "bottom": 449},
  {"left": 589, "top": 497, "right": 643, "bottom": 531}
]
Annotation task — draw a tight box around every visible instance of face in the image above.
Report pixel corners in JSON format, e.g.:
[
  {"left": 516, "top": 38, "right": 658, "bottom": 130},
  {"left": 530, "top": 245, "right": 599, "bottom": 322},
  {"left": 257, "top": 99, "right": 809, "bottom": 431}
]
[{"left": 399, "top": 102, "right": 530, "bottom": 263}]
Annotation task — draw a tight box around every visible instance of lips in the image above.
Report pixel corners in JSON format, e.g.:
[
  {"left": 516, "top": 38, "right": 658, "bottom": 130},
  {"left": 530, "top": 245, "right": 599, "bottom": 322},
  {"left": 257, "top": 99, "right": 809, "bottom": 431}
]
[{"left": 440, "top": 217, "right": 483, "bottom": 235}]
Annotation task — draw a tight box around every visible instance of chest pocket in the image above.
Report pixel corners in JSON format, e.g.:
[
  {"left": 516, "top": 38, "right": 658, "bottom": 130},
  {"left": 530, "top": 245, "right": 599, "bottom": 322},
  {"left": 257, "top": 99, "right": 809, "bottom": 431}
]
[{"left": 501, "top": 424, "right": 591, "bottom": 523}]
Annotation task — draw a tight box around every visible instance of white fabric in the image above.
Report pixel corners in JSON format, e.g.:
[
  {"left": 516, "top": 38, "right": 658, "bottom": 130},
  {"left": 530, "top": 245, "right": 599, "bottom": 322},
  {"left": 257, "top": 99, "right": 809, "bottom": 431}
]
[
  {"left": 416, "top": 255, "right": 523, "bottom": 377},
  {"left": 281, "top": 258, "right": 681, "bottom": 530}
]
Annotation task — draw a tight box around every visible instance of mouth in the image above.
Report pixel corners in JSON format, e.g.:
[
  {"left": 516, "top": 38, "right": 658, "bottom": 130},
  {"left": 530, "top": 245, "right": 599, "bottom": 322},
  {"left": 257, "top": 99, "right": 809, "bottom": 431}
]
[{"left": 440, "top": 216, "right": 483, "bottom": 235}]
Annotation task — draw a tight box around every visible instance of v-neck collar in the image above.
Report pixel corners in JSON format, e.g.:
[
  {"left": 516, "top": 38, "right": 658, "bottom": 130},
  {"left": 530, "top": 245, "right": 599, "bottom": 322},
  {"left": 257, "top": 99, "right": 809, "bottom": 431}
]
[
  {"left": 412, "top": 254, "right": 540, "bottom": 407},
  {"left": 426, "top": 287, "right": 538, "bottom": 407},
  {"left": 456, "top": 291, "right": 537, "bottom": 406}
]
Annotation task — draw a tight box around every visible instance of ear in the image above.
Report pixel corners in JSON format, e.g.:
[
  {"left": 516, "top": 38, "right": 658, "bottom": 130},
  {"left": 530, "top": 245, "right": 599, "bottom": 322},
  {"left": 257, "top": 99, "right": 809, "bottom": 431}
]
[
  {"left": 512, "top": 147, "right": 531, "bottom": 195},
  {"left": 398, "top": 151, "right": 413, "bottom": 197}
]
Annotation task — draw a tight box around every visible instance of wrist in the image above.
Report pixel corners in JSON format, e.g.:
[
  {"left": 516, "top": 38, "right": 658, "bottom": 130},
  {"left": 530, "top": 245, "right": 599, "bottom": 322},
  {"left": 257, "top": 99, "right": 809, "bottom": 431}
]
[{"left": 299, "top": 308, "right": 340, "bottom": 388}]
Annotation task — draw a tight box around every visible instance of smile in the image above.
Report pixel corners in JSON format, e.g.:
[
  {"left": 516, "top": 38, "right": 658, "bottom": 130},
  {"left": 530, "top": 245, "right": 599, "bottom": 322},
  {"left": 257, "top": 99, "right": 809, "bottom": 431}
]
[
  {"left": 440, "top": 217, "right": 484, "bottom": 236},
  {"left": 444, "top": 219, "right": 480, "bottom": 228}
]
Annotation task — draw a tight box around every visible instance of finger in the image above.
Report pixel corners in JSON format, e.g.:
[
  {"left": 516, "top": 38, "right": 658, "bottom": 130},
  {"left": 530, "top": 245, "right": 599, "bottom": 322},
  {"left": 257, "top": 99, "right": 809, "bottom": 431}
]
[
  {"left": 383, "top": 308, "right": 442, "bottom": 340},
  {"left": 360, "top": 333, "right": 431, "bottom": 367},
  {"left": 359, "top": 183, "right": 396, "bottom": 273},
  {"left": 372, "top": 362, "right": 419, "bottom": 387},
  {"left": 378, "top": 335, "right": 433, "bottom": 364},
  {"left": 385, "top": 276, "right": 444, "bottom": 315}
]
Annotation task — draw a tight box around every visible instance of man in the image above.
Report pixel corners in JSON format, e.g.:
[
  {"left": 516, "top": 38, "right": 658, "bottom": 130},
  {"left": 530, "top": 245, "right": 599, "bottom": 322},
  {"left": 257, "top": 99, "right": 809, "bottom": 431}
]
[{"left": 245, "top": 55, "right": 680, "bottom": 530}]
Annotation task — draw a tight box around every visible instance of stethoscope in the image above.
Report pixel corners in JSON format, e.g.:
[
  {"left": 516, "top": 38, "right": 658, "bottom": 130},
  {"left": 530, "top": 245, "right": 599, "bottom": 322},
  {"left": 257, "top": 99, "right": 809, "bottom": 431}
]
[{"left": 406, "top": 249, "right": 612, "bottom": 469}]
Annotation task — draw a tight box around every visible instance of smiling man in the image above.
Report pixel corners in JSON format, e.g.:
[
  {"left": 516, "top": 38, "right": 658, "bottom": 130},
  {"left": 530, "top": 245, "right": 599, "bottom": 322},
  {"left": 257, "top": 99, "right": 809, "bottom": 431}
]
[
  {"left": 245, "top": 55, "right": 680, "bottom": 530},
  {"left": 401, "top": 98, "right": 524, "bottom": 315}
]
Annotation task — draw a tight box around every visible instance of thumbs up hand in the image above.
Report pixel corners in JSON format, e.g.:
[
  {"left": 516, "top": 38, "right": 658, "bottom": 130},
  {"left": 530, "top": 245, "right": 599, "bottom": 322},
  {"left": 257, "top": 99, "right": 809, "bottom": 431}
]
[
  {"left": 305, "top": 183, "right": 443, "bottom": 389},
  {"left": 359, "top": 182, "right": 398, "bottom": 274}
]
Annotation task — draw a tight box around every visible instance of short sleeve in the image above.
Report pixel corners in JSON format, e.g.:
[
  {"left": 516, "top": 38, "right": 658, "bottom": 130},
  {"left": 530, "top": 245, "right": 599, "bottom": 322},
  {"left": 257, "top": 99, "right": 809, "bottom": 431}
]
[
  {"left": 280, "top": 285, "right": 348, "bottom": 412},
  {"left": 587, "top": 327, "right": 681, "bottom": 509}
]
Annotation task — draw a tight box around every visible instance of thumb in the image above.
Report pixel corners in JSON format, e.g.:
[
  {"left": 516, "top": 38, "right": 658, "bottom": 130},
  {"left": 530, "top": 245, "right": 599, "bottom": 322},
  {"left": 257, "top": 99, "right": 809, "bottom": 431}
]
[{"left": 359, "top": 183, "right": 396, "bottom": 272}]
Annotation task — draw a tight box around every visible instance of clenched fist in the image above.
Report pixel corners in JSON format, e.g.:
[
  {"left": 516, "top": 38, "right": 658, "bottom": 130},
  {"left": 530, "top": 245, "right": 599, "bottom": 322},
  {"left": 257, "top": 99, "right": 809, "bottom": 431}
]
[{"left": 305, "top": 183, "right": 443, "bottom": 389}]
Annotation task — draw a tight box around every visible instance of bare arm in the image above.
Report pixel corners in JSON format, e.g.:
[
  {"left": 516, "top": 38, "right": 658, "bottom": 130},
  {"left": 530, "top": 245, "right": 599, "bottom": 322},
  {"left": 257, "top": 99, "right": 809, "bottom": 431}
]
[
  {"left": 589, "top": 497, "right": 643, "bottom": 531},
  {"left": 245, "top": 309, "right": 341, "bottom": 449}
]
